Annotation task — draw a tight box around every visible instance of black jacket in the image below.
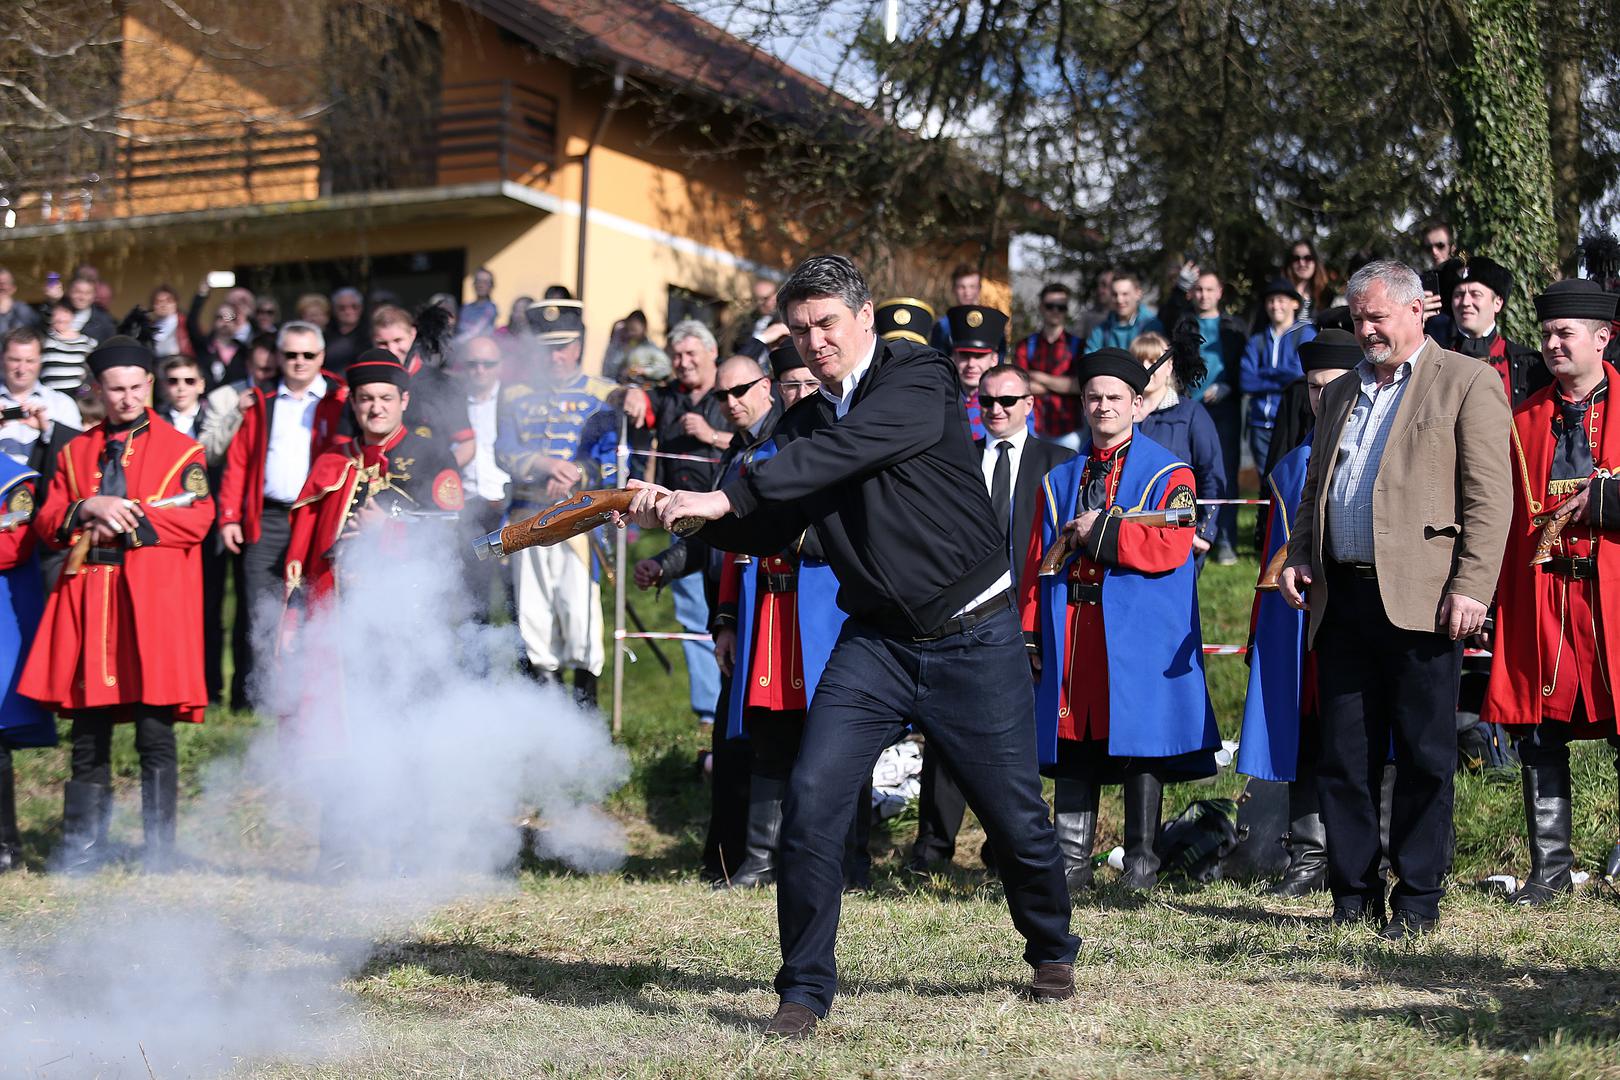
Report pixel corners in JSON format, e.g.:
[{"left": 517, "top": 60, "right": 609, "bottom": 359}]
[
  {"left": 704, "top": 338, "right": 1006, "bottom": 636},
  {"left": 1446, "top": 330, "right": 1548, "bottom": 407}
]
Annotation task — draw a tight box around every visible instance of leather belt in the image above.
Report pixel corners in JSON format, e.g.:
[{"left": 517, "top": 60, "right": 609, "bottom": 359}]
[
  {"left": 86, "top": 546, "right": 124, "bottom": 566},
  {"left": 1330, "top": 560, "right": 1378, "bottom": 579},
  {"left": 904, "top": 589, "right": 1014, "bottom": 643},
  {"left": 760, "top": 572, "right": 798, "bottom": 593},
  {"left": 1544, "top": 555, "right": 1597, "bottom": 580},
  {"left": 263, "top": 499, "right": 294, "bottom": 512},
  {"left": 1066, "top": 581, "right": 1102, "bottom": 606}
]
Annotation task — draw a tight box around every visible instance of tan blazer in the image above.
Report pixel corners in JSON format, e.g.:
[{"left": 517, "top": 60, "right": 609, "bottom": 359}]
[{"left": 1285, "top": 337, "right": 1512, "bottom": 645}]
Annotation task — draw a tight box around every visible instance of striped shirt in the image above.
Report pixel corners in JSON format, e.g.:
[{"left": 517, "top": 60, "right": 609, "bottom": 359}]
[
  {"left": 40, "top": 331, "right": 96, "bottom": 395},
  {"left": 1326, "top": 348, "right": 1420, "bottom": 564}
]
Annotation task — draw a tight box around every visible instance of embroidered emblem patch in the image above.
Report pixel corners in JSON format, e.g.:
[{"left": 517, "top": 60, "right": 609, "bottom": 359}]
[
  {"left": 1168, "top": 485, "right": 1196, "bottom": 510},
  {"left": 182, "top": 462, "right": 210, "bottom": 497},
  {"left": 6, "top": 486, "right": 32, "bottom": 515}
]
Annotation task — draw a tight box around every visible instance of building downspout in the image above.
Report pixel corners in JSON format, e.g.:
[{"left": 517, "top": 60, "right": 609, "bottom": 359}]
[{"left": 575, "top": 63, "right": 627, "bottom": 303}]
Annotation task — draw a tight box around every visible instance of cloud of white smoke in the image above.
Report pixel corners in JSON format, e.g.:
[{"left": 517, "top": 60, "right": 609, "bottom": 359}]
[{"left": 0, "top": 520, "right": 628, "bottom": 1075}]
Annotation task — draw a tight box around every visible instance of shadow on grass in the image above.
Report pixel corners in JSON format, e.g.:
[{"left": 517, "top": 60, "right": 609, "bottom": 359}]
[{"left": 365, "top": 937, "right": 1038, "bottom": 1030}]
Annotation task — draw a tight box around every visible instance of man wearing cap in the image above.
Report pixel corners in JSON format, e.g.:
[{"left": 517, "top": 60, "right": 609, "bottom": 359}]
[
  {"left": 947, "top": 304, "right": 1014, "bottom": 439},
  {"left": 495, "top": 299, "right": 619, "bottom": 704},
  {"left": 219, "top": 322, "right": 349, "bottom": 702},
  {"left": 1483, "top": 279, "right": 1620, "bottom": 904},
  {"left": 1241, "top": 279, "right": 1316, "bottom": 476},
  {"left": 1437, "top": 256, "right": 1548, "bottom": 406},
  {"left": 21, "top": 336, "right": 215, "bottom": 872},
  {"left": 1019, "top": 348, "right": 1219, "bottom": 894},
  {"left": 282, "top": 354, "right": 465, "bottom": 608},
  {"left": 621, "top": 255, "right": 1079, "bottom": 1037},
  {"left": 1237, "top": 329, "right": 1360, "bottom": 897},
  {"left": 1278, "top": 260, "right": 1512, "bottom": 939}
]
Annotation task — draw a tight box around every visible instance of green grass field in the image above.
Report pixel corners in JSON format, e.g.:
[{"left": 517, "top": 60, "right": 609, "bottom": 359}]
[{"left": 4, "top": 517, "right": 1620, "bottom": 1078}]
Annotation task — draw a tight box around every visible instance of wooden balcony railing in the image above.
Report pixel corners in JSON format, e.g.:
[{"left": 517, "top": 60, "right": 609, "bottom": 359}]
[{"left": 3, "top": 79, "right": 559, "bottom": 226}]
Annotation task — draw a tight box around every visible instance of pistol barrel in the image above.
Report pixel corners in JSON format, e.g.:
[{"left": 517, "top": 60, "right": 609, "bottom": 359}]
[{"left": 471, "top": 530, "right": 506, "bottom": 562}]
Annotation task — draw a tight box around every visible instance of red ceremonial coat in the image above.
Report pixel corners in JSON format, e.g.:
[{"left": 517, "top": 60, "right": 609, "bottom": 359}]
[
  {"left": 1484, "top": 368, "right": 1620, "bottom": 736},
  {"left": 218, "top": 377, "right": 349, "bottom": 544},
  {"left": 1018, "top": 439, "right": 1195, "bottom": 742},
  {"left": 282, "top": 425, "right": 465, "bottom": 611},
  {"left": 20, "top": 411, "right": 214, "bottom": 722},
  {"left": 718, "top": 551, "right": 807, "bottom": 713}
]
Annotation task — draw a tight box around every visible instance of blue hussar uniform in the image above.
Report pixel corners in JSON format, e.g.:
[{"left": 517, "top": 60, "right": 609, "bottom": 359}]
[
  {"left": 494, "top": 299, "right": 620, "bottom": 687},
  {"left": 1235, "top": 328, "right": 1361, "bottom": 897},
  {"left": 0, "top": 455, "right": 52, "bottom": 871},
  {"left": 1239, "top": 436, "right": 1314, "bottom": 783},
  {"left": 1017, "top": 347, "right": 1216, "bottom": 894}
]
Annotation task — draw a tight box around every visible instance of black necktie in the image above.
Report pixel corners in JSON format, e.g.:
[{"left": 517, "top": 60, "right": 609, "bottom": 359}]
[
  {"left": 100, "top": 436, "right": 128, "bottom": 499},
  {"left": 1458, "top": 335, "right": 1492, "bottom": 359},
  {"left": 991, "top": 440, "right": 1012, "bottom": 542}
]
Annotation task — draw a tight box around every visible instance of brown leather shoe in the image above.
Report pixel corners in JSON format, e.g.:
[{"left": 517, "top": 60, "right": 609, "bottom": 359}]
[
  {"left": 763, "top": 1001, "right": 820, "bottom": 1039},
  {"left": 1029, "top": 962, "right": 1075, "bottom": 1001}
]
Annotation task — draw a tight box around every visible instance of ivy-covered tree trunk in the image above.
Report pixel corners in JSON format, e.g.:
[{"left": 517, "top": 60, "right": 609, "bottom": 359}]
[{"left": 1444, "top": 0, "right": 1558, "bottom": 342}]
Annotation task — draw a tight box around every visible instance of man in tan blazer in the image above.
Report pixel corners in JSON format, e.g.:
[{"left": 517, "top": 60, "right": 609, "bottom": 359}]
[{"left": 1279, "top": 259, "right": 1511, "bottom": 939}]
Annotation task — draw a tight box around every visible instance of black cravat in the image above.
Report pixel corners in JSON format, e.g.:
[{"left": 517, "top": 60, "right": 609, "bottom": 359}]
[
  {"left": 1457, "top": 334, "right": 1493, "bottom": 359},
  {"left": 991, "top": 440, "right": 1012, "bottom": 542},
  {"left": 100, "top": 436, "right": 128, "bottom": 499},
  {"left": 1082, "top": 455, "right": 1113, "bottom": 513}
]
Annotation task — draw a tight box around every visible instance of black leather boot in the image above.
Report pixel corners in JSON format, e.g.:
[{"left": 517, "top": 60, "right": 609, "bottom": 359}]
[
  {"left": 0, "top": 759, "right": 20, "bottom": 873},
  {"left": 141, "top": 765, "right": 179, "bottom": 873},
  {"left": 719, "top": 776, "right": 784, "bottom": 888},
  {"left": 56, "top": 780, "right": 113, "bottom": 873},
  {"left": 1512, "top": 762, "right": 1574, "bottom": 905},
  {"left": 1053, "top": 777, "right": 1099, "bottom": 894},
  {"left": 1120, "top": 772, "right": 1163, "bottom": 892},
  {"left": 1267, "top": 777, "right": 1327, "bottom": 897},
  {"left": 571, "top": 669, "right": 598, "bottom": 707}
]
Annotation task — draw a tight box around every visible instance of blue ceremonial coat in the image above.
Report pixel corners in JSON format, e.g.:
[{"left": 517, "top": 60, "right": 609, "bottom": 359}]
[
  {"left": 1237, "top": 435, "right": 1311, "bottom": 781},
  {"left": 1033, "top": 429, "right": 1218, "bottom": 766},
  {"left": 725, "top": 437, "right": 846, "bottom": 738},
  {"left": 0, "top": 456, "right": 53, "bottom": 748}
]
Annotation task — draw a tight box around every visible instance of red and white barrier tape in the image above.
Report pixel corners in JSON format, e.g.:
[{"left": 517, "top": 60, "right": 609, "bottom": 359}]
[{"left": 620, "top": 631, "right": 1492, "bottom": 660}]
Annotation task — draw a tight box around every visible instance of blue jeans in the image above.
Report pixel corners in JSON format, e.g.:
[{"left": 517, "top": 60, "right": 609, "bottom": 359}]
[
  {"left": 774, "top": 605, "right": 1078, "bottom": 1016},
  {"left": 1207, "top": 395, "right": 1241, "bottom": 549},
  {"left": 669, "top": 572, "right": 720, "bottom": 722},
  {"left": 1247, "top": 422, "right": 1274, "bottom": 484}
]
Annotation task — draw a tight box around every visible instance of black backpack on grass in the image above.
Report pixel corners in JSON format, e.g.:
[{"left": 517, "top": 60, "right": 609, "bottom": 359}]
[{"left": 1156, "top": 798, "right": 1244, "bottom": 884}]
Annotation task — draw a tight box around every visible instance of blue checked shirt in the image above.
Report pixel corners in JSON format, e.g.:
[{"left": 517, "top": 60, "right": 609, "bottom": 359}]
[{"left": 1326, "top": 349, "right": 1420, "bottom": 564}]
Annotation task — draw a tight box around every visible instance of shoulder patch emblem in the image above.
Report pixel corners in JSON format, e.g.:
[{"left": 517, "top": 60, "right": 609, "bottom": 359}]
[
  {"left": 183, "top": 462, "right": 210, "bottom": 497},
  {"left": 433, "top": 468, "right": 465, "bottom": 511},
  {"left": 1167, "top": 485, "right": 1195, "bottom": 510},
  {"left": 6, "top": 486, "right": 33, "bottom": 516}
]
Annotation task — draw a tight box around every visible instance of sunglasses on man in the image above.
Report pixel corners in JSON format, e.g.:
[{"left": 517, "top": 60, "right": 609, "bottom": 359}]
[
  {"left": 165, "top": 375, "right": 201, "bottom": 386},
  {"left": 978, "top": 393, "right": 1031, "bottom": 409},
  {"left": 463, "top": 359, "right": 501, "bottom": 370},
  {"left": 714, "top": 376, "right": 766, "bottom": 401},
  {"left": 282, "top": 351, "right": 321, "bottom": 360},
  {"left": 1042, "top": 301, "right": 1068, "bottom": 312}
]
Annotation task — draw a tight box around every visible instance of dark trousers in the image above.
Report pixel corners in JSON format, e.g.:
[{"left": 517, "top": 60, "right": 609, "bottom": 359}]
[
  {"left": 460, "top": 499, "right": 514, "bottom": 626},
  {"left": 238, "top": 503, "right": 292, "bottom": 706},
  {"left": 200, "top": 528, "right": 246, "bottom": 707},
  {"left": 774, "top": 606, "right": 1077, "bottom": 1016},
  {"left": 745, "top": 708, "right": 805, "bottom": 780},
  {"left": 911, "top": 741, "right": 968, "bottom": 864},
  {"left": 69, "top": 707, "right": 177, "bottom": 784},
  {"left": 704, "top": 677, "right": 751, "bottom": 882},
  {"left": 1315, "top": 564, "right": 1462, "bottom": 919}
]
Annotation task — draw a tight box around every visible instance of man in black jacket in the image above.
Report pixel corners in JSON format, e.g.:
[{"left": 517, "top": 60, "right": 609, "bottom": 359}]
[{"left": 622, "top": 255, "right": 1078, "bottom": 1038}]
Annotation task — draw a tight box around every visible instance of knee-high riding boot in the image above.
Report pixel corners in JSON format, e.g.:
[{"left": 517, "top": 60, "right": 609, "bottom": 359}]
[
  {"left": 1120, "top": 772, "right": 1163, "bottom": 892},
  {"left": 1512, "top": 761, "right": 1574, "bottom": 905},
  {"left": 720, "top": 775, "right": 785, "bottom": 889},
  {"left": 1053, "top": 777, "right": 1099, "bottom": 893}
]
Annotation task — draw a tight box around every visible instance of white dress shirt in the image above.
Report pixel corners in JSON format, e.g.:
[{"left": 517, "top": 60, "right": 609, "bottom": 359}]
[
  {"left": 168, "top": 404, "right": 201, "bottom": 440},
  {"left": 819, "top": 338, "right": 878, "bottom": 419},
  {"left": 979, "top": 422, "right": 1029, "bottom": 498},
  {"left": 262, "top": 378, "right": 326, "bottom": 503},
  {"left": 0, "top": 382, "right": 82, "bottom": 464},
  {"left": 463, "top": 384, "right": 511, "bottom": 502}
]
